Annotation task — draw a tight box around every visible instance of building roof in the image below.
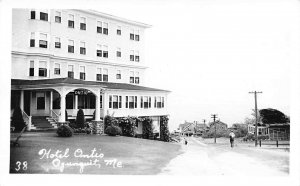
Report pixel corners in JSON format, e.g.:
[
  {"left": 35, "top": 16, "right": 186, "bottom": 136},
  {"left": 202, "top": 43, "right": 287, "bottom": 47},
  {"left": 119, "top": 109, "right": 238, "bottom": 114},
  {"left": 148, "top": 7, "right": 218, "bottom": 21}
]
[
  {"left": 78, "top": 10, "right": 152, "bottom": 28},
  {"left": 11, "top": 78, "right": 170, "bottom": 92},
  {"left": 209, "top": 121, "right": 228, "bottom": 127}
]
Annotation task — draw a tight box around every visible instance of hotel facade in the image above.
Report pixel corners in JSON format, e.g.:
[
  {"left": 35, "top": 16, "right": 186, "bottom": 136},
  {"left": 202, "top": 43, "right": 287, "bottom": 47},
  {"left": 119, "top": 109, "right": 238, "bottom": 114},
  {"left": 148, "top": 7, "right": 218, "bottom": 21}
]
[{"left": 11, "top": 9, "right": 169, "bottom": 133}]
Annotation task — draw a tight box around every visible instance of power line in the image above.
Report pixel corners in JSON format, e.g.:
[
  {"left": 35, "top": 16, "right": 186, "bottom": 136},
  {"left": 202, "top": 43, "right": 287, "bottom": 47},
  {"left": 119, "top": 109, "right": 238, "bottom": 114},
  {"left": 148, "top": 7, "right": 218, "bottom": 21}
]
[{"left": 249, "top": 91, "right": 263, "bottom": 147}]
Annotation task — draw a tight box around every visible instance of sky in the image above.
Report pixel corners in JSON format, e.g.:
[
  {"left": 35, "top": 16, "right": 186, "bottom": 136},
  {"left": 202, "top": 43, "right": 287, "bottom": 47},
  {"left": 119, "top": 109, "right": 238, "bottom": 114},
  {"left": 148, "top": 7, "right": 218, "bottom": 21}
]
[
  {"left": 87, "top": 0, "right": 296, "bottom": 130},
  {"left": 1, "top": 0, "right": 298, "bottom": 131}
]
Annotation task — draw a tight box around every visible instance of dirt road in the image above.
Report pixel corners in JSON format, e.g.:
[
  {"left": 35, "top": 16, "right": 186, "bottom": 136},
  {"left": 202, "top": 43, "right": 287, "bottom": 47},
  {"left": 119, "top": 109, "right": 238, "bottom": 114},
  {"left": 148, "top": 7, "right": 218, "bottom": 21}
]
[{"left": 160, "top": 137, "right": 289, "bottom": 176}]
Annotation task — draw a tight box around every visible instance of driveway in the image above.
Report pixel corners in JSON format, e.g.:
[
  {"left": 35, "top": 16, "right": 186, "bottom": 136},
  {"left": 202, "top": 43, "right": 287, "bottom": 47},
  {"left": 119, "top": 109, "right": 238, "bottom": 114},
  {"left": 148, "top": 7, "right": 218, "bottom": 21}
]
[{"left": 160, "top": 137, "right": 289, "bottom": 176}]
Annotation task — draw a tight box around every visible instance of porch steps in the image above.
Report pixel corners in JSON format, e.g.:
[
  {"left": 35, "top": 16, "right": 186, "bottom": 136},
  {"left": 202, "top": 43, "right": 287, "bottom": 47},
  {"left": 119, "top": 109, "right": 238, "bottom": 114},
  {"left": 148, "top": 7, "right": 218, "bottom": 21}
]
[{"left": 31, "top": 116, "right": 55, "bottom": 130}]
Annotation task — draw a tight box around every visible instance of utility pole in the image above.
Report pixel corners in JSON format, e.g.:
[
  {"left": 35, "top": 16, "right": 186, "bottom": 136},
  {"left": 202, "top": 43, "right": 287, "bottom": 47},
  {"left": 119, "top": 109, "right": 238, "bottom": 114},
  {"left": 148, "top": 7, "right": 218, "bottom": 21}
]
[
  {"left": 211, "top": 114, "right": 218, "bottom": 143},
  {"left": 249, "top": 91, "right": 263, "bottom": 147}
]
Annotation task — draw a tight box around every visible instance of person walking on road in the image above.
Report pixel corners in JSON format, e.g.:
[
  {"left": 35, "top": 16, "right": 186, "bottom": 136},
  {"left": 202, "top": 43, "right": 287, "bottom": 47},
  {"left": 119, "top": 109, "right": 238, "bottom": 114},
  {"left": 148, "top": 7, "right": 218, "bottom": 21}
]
[
  {"left": 229, "top": 130, "right": 235, "bottom": 148},
  {"left": 184, "top": 137, "right": 188, "bottom": 145}
]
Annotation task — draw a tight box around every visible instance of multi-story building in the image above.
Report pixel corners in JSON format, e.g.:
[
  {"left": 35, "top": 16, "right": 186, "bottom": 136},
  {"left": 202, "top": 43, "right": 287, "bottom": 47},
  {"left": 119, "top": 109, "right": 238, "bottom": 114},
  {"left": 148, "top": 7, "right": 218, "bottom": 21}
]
[{"left": 11, "top": 9, "right": 169, "bottom": 133}]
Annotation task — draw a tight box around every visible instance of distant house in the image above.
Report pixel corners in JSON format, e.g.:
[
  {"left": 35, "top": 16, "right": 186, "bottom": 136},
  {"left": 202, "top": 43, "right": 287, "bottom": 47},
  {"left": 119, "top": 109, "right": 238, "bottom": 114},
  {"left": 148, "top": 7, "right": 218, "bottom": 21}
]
[
  {"left": 194, "top": 123, "right": 209, "bottom": 136},
  {"left": 178, "top": 121, "right": 208, "bottom": 136},
  {"left": 248, "top": 123, "right": 290, "bottom": 140},
  {"left": 208, "top": 121, "right": 228, "bottom": 134},
  {"left": 178, "top": 121, "right": 195, "bottom": 136}
]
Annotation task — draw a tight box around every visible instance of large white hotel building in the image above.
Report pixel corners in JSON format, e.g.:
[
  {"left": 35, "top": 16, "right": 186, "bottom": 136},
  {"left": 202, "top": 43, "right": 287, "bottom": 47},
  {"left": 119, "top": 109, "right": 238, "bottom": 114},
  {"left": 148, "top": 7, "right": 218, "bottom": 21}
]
[{"left": 11, "top": 9, "right": 169, "bottom": 133}]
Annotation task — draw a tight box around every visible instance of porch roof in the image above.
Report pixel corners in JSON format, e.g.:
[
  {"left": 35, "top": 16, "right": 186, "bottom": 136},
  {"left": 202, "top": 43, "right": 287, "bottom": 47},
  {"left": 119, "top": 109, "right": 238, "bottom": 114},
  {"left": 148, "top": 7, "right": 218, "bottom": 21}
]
[{"left": 11, "top": 78, "right": 170, "bottom": 92}]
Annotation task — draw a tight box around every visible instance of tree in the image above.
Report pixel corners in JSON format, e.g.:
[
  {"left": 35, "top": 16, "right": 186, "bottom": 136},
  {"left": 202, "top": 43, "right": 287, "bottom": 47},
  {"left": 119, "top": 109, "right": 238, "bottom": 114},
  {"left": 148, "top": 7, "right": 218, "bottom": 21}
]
[
  {"left": 259, "top": 108, "right": 289, "bottom": 124},
  {"left": 232, "top": 123, "right": 248, "bottom": 137},
  {"left": 11, "top": 106, "right": 26, "bottom": 131},
  {"left": 76, "top": 109, "right": 85, "bottom": 128}
]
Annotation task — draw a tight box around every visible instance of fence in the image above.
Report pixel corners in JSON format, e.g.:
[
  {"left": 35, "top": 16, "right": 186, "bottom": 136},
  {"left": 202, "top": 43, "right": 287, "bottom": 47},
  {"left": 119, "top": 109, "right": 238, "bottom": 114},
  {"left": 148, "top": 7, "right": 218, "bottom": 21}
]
[
  {"left": 259, "top": 140, "right": 290, "bottom": 148},
  {"left": 269, "top": 129, "right": 289, "bottom": 141}
]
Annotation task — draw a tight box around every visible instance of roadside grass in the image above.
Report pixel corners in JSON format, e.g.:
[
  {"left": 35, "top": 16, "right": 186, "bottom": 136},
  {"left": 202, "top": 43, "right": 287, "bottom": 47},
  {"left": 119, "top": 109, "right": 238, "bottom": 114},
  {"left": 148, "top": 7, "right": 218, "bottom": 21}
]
[{"left": 10, "top": 132, "right": 182, "bottom": 175}]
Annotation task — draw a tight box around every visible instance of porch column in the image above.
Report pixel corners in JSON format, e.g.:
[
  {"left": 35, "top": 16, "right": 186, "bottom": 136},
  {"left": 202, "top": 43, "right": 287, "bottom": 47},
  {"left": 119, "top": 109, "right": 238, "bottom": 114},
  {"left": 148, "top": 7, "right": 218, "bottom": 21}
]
[
  {"left": 102, "top": 91, "right": 108, "bottom": 117},
  {"left": 59, "top": 93, "right": 66, "bottom": 122},
  {"left": 95, "top": 94, "right": 100, "bottom": 121},
  {"left": 49, "top": 90, "right": 53, "bottom": 115},
  {"left": 75, "top": 95, "right": 78, "bottom": 109},
  {"left": 20, "top": 90, "right": 24, "bottom": 111}
]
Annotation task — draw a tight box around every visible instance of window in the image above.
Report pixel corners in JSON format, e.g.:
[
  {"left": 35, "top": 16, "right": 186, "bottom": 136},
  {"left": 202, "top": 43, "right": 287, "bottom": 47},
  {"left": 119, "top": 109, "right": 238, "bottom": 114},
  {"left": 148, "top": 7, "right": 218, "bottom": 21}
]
[
  {"left": 40, "top": 12, "right": 48, "bottom": 21},
  {"left": 103, "top": 45, "right": 108, "bottom": 58},
  {"left": 129, "top": 71, "right": 134, "bottom": 83},
  {"left": 96, "top": 44, "right": 102, "bottom": 57},
  {"left": 135, "top": 30, "right": 140, "bottom": 41},
  {"left": 135, "top": 34, "right": 140, "bottom": 41},
  {"left": 100, "top": 95, "right": 103, "bottom": 108},
  {"left": 68, "top": 65, "right": 74, "bottom": 78},
  {"left": 135, "top": 77, "right": 140, "bottom": 84},
  {"left": 80, "top": 66, "right": 85, "bottom": 80},
  {"left": 39, "top": 33, "right": 47, "bottom": 48},
  {"left": 54, "top": 63, "right": 60, "bottom": 75},
  {"left": 68, "top": 14, "right": 74, "bottom": 28},
  {"left": 103, "top": 68, "right": 108, "bottom": 82},
  {"left": 29, "top": 61, "right": 34, "bottom": 76},
  {"left": 135, "top": 51, "right": 140, "bottom": 62},
  {"left": 68, "top": 40, "right": 74, "bottom": 53},
  {"left": 130, "top": 29, "right": 134, "bottom": 40},
  {"left": 109, "top": 96, "right": 112, "bottom": 108},
  {"left": 155, "top": 96, "right": 164, "bottom": 108},
  {"left": 130, "top": 50, "right": 134, "bottom": 61},
  {"left": 125, "top": 95, "right": 141, "bottom": 109},
  {"left": 55, "top": 11, "right": 61, "bottom": 23},
  {"left": 30, "top": 10, "right": 35, "bottom": 19},
  {"left": 109, "top": 95, "right": 121, "bottom": 109},
  {"left": 129, "top": 96, "right": 134, "bottom": 109},
  {"left": 80, "top": 42, "right": 86, "bottom": 55},
  {"left": 103, "top": 22, "right": 108, "bottom": 35},
  {"left": 116, "top": 70, "right": 121, "bottom": 79},
  {"left": 116, "top": 48, "right": 121, "bottom": 57},
  {"left": 135, "top": 72, "right": 139, "bottom": 84},
  {"left": 143, "top": 96, "right": 151, "bottom": 109},
  {"left": 117, "top": 26, "right": 121, "bottom": 35},
  {"left": 55, "top": 37, "right": 61, "bottom": 48},
  {"left": 30, "top": 32, "right": 35, "bottom": 47},
  {"left": 80, "top": 17, "right": 86, "bottom": 30},
  {"left": 96, "top": 68, "right": 102, "bottom": 81},
  {"left": 36, "top": 92, "right": 45, "bottom": 110},
  {"left": 97, "top": 21, "right": 102, "bottom": 33},
  {"left": 38, "top": 61, "right": 47, "bottom": 77}
]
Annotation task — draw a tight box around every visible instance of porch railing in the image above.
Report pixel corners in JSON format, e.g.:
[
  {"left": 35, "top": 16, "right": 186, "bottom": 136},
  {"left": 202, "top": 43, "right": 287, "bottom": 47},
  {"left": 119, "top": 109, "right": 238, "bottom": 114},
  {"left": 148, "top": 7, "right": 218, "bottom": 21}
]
[
  {"left": 51, "top": 110, "right": 59, "bottom": 122},
  {"left": 21, "top": 110, "right": 32, "bottom": 131}
]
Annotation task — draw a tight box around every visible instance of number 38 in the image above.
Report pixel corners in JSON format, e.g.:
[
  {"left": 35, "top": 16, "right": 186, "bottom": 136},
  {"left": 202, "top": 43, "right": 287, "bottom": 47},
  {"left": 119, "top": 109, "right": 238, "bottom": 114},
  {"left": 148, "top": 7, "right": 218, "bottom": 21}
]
[{"left": 15, "top": 161, "right": 27, "bottom": 171}]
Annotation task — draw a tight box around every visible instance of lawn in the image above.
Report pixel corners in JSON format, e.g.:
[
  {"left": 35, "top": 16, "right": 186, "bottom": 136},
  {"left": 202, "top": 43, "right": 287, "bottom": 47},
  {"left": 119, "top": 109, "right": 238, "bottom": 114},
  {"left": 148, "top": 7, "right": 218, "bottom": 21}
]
[{"left": 10, "top": 132, "right": 182, "bottom": 174}]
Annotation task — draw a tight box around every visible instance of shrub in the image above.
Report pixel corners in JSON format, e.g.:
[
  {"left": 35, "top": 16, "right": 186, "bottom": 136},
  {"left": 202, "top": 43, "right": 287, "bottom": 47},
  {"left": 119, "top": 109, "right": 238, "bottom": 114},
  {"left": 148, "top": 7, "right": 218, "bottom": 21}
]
[
  {"left": 76, "top": 109, "right": 85, "bottom": 128},
  {"left": 160, "top": 116, "right": 170, "bottom": 142},
  {"left": 104, "top": 115, "right": 119, "bottom": 129},
  {"left": 118, "top": 116, "right": 137, "bottom": 137},
  {"left": 105, "top": 125, "right": 122, "bottom": 136},
  {"left": 141, "top": 117, "right": 153, "bottom": 139},
  {"left": 57, "top": 125, "right": 73, "bottom": 137},
  {"left": 11, "top": 107, "right": 26, "bottom": 132}
]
